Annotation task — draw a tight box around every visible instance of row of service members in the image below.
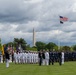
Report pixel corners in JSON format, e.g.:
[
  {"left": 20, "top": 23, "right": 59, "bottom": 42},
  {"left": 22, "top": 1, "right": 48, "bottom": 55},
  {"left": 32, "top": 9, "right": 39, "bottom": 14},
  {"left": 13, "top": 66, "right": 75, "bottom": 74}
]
[
  {"left": 9, "top": 51, "right": 76, "bottom": 63},
  {"left": 64, "top": 52, "right": 76, "bottom": 61},
  {"left": 14, "top": 51, "right": 38, "bottom": 64},
  {"left": 48, "top": 51, "right": 76, "bottom": 62},
  {"left": 38, "top": 51, "right": 64, "bottom": 66},
  {"left": 0, "top": 51, "right": 64, "bottom": 65}
]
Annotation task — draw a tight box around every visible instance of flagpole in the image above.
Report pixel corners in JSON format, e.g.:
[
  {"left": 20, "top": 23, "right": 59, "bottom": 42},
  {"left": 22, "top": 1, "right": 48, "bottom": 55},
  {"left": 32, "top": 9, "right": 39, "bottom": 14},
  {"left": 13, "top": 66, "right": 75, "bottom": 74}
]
[
  {"left": 59, "top": 15, "right": 68, "bottom": 50},
  {"left": 58, "top": 37, "right": 60, "bottom": 50},
  {"left": 57, "top": 30, "right": 60, "bottom": 50},
  {"left": 58, "top": 15, "right": 63, "bottom": 50},
  {"left": 58, "top": 15, "right": 60, "bottom": 50}
]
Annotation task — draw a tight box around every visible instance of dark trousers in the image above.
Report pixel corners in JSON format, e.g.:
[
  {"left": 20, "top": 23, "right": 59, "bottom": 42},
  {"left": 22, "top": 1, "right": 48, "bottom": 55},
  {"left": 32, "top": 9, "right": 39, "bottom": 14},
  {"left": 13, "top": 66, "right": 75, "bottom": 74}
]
[
  {"left": 39, "top": 58, "right": 42, "bottom": 66},
  {"left": 3, "top": 55, "right": 5, "bottom": 63},
  {"left": 49, "top": 59, "right": 51, "bottom": 65},
  {"left": 59, "top": 58, "right": 62, "bottom": 66},
  {"left": 51, "top": 59, "right": 54, "bottom": 65},
  {"left": 12, "top": 55, "right": 14, "bottom": 62}
]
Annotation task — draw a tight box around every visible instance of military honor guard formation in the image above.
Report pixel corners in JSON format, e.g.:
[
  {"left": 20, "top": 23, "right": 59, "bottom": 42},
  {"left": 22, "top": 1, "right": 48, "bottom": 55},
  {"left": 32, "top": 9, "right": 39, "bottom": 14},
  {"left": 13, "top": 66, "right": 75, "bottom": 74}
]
[
  {"left": 0, "top": 44, "right": 76, "bottom": 68},
  {"left": 0, "top": 45, "right": 65, "bottom": 68}
]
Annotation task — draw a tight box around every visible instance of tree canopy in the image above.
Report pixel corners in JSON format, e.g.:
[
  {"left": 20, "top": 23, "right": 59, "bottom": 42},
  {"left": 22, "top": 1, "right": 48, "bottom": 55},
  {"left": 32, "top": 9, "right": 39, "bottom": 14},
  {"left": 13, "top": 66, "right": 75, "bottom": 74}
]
[
  {"left": 46, "top": 42, "right": 57, "bottom": 51},
  {"left": 36, "top": 41, "right": 46, "bottom": 51},
  {"left": 2, "top": 38, "right": 76, "bottom": 51}
]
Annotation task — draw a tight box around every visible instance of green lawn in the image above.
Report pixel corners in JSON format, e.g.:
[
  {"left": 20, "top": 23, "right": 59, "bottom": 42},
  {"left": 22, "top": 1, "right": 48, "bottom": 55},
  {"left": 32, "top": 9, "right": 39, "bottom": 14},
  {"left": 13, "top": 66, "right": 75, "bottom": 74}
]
[{"left": 0, "top": 62, "right": 76, "bottom": 75}]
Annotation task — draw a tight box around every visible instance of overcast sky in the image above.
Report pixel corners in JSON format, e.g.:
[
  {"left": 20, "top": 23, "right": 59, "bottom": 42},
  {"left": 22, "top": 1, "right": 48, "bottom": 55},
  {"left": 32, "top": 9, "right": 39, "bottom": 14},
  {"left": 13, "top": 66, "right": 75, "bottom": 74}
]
[{"left": 0, "top": 0, "right": 76, "bottom": 46}]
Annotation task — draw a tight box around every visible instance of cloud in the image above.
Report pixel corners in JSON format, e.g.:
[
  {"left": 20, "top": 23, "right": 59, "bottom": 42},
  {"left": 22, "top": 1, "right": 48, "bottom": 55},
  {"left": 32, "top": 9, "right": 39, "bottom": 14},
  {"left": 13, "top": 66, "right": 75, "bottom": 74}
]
[{"left": 0, "top": 0, "right": 76, "bottom": 46}]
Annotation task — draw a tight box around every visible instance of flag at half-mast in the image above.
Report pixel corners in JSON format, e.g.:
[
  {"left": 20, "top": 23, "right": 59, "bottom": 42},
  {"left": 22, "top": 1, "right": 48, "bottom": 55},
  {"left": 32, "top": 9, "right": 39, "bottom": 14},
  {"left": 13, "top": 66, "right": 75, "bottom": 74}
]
[{"left": 59, "top": 16, "right": 68, "bottom": 24}]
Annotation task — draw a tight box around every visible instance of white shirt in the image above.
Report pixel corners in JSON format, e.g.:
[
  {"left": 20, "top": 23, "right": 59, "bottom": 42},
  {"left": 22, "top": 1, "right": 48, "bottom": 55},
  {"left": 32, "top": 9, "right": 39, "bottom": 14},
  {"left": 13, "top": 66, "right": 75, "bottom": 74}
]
[{"left": 45, "top": 52, "right": 49, "bottom": 59}]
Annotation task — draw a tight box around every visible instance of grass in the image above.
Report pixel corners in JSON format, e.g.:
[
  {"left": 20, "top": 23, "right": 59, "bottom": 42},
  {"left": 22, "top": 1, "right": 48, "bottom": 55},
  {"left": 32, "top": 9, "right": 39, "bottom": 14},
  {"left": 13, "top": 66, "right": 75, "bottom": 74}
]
[{"left": 0, "top": 62, "right": 76, "bottom": 75}]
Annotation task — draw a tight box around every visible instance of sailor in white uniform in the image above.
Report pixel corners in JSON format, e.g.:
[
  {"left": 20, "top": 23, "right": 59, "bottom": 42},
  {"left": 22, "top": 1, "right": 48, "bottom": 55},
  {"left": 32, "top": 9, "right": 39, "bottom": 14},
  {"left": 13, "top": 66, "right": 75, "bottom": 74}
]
[
  {"left": 45, "top": 51, "right": 49, "bottom": 65},
  {"left": 62, "top": 51, "right": 64, "bottom": 64}
]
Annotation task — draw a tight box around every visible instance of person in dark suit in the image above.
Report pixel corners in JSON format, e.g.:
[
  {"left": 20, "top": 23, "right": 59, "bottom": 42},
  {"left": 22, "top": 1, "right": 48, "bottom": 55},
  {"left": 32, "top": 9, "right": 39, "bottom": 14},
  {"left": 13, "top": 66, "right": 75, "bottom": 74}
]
[
  {"left": 58, "top": 51, "right": 62, "bottom": 66},
  {"left": 49, "top": 51, "right": 51, "bottom": 65},
  {"left": 3, "top": 45, "right": 7, "bottom": 63},
  {"left": 51, "top": 51, "right": 55, "bottom": 65},
  {"left": 42, "top": 50, "right": 45, "bottom": 65},
  {"left": 38, "top": 50, "right": 43, "bottom": 66},
  {"left": 5, "top": 49, "right": 10, "bottom": 68}
]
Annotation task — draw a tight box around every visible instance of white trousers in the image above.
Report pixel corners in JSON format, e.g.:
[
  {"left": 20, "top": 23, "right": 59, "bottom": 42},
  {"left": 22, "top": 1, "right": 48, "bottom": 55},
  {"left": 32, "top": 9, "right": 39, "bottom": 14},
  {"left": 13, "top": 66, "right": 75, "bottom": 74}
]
[
  {"left": 45, "top": 59, "right": 49, "bottom": 65},
  {"left": 42, "top": 59, "right": 45, "bottom": 65},
  {"left": 62, "top": 58, "right": 64, "bottom": 64},
  {"left": 25, "top": 57, "right": 27, "bottom": 63},
  {"left": 6, "top": 59, "right": 9, "bottom": 68}
]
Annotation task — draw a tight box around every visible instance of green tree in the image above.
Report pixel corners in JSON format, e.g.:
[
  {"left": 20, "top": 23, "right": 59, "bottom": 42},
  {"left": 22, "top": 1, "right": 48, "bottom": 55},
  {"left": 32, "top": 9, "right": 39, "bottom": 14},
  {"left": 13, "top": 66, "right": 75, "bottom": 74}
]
[
  {"left": 54, "top": 46, "right": 58, "bottom": 51},
  {"left": 36, "top": 41, "right": 46, "bottom": 51},
  {"left": 6, "top": 42, "right": 13, "bottom": 46},
  {"left": 72, "top": 45, "right": 76, "bottom": 51},
  {"left": 13, "top": 38, "right": 27, "bottom": 50},
  {"left": 62, "top": 46, "right": 71, "bottom": 51},
  {"left": 46, "top": 42, "right": 57, "bottom": 51}
]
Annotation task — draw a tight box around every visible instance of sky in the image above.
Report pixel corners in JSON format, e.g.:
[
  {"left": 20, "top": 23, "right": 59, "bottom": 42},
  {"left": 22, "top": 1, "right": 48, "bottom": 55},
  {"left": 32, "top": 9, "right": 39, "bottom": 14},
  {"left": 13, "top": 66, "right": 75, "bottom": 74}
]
[{"left": 0, "top": 0, "right": 76, "bottom": 46}]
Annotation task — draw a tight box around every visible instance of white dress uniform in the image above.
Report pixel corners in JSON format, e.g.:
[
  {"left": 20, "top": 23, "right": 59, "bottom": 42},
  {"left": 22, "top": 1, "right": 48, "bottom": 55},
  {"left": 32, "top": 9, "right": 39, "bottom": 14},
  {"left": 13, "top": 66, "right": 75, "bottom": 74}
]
[
  {"left": 27, "top": 52, "right": 31, "bottom": 63},
  {"left": 18, "top": 52, "right": 21, "bottom": 64},
  {"left": 33, "top": 53, "right": 35, "bottom": 64},
  {"left": 25, "top": 52, "right": 27, "bottom": 63},
  {"left": 27, "top": 52, "right": 29, "bottom": 63},
  {"left": 36, "top": 53, "right": 38, "bottom": 63},
  {"left": 20, "top": 52, "right": 23, "bottom": 63},
  {"left": 45, "top": 51, "right": 49, "bottom": 65},
  {"left": 62, "top": 52, "right": 64, "bottom": 64},
  {"left": 34, "top": 53, "right": 37, "bottom": 64},
  {"left": 29, "top": 53, "right": 32, "bottom": 63},
  {"left": 14, "top": 52, "right": 18, "bottom": 64},
  {"left": 31, "top": 53, "right": 33, "bottom": 64},
  {"left": 22, "top": 52, "right": 25, "bottom": 63}
]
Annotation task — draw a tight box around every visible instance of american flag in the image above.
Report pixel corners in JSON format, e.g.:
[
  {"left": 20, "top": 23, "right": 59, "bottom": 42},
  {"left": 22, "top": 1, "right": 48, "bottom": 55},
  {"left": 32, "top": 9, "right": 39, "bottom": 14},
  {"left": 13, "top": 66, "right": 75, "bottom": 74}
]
[
  {"left": 59, "top": 16, "right": 68, "bottom": 24},
  {"left": 60, "top": 16, "right": 68, "bottom": 21}
]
